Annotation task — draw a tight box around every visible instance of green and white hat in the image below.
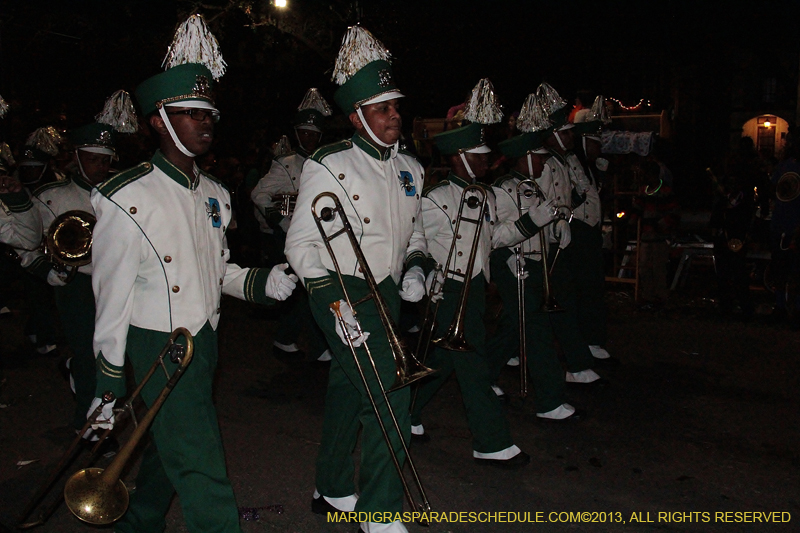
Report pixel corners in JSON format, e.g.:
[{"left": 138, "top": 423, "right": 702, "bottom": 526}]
[
  {"left": 135, "top": 14, "right": 225, "bottom": 157},
  {"left": 498, "top": 92, "right": 551, "bottom": 159},
  {"left": 436, "top": 78, "right": 502, "bottom": 179},
  {"left": 332, "top": 26, "right": 403, "bottom": 149},
  {"left": 573, "top": 95, "right": 611, "bottom": 141},
  {"left": 69, "top": 123, "right": 117, "bottom": 156},
  {"left": 292, "top": 88, "right": 332, "bottom": 133}
]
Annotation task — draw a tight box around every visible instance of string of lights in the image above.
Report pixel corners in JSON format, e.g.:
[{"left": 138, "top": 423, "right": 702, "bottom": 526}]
[{"left": 608, "top": 98, "right": 651, "bottom": 111}]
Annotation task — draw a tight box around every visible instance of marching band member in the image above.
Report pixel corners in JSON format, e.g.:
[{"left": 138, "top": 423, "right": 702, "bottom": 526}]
[
  {"left": 88, "top": 16, "right": 297, "bottom": 532},
  {"left": 536, "top": 83, "right": 604, "bottom": 387},
  {"left": 20, "top": 109, "right": 126, "bottom": 443},
  {"left": 0, "top": 168, "right": 42, "bottom": 253},
  {"left": 409, "top": 80, "right": 541, "bottom": 468},
  {"left": 488, "top": 91, "right": 588, "bottom": 420},
  {"left": 285, "top": 26, "right": 425, "bottom": 533},
  {"left": 572, "top": 96, "right": 615, "bottom": 362},
  {"left": 251, "top": 88, "right": 332, "bottom": 363}
]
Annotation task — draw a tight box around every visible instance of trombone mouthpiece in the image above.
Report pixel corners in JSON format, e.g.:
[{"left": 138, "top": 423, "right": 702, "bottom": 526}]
[
  {"left": 320, "top": 207, "right": 335, "bottom": 222},
  {"left": 102, "top": 391, "right": 116, "bottom": 404}
]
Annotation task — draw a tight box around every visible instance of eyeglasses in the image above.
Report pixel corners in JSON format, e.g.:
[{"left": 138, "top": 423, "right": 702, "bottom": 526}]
[{"left": 166, "top": 108, "right": 220, "bottom": 123}]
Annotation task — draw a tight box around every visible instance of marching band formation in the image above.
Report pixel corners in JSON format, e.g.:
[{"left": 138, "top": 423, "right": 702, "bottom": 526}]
[{"left": 1, "top": 18, "right": 621, "bottom": 533}]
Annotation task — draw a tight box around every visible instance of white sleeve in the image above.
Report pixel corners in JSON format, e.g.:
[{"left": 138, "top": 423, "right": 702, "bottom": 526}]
[
  {"left": 489, "top": 188, "right": 527, "bottom": 249},
  {"left": 0, "top": 204, "right": 42, "bottom": 250},
  {"left": 284, "top": 159, "right": 336, "bottom": 283},
  {"left": 91, "top": 192, "right": 144, "bottom": 368},
  {"left": 250, "top": 160, "right": 289, "bottom": 214}
]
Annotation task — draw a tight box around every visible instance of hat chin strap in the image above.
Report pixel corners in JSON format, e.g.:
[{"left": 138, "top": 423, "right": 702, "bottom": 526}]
[
  {"left": 75, "top": 149, "right": 90, "bottom": 181},
  {"left": 158, "top": 107, "right": 196, "bottom": 158},
  {"left": 526, "top": 153, "right": 534, "bottom": 178},
  {"left": 459, "top": 152, "right": 476, "bottom": 181},
  {"left": 356, "top": 107, "right": 398, "bottom": 156},
  {"left": 554, "top": 130, "right": 567, "bottom": 152}
]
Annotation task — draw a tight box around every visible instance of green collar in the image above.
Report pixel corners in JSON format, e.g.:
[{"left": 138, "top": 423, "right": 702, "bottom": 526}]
[
  {"left": 152, "top": 150, "right": 199, "bottom": 190},
  {"left": 510, "top": 169, "right": 529, "bottom": 181},
  {"left": 447, "top": 172, "right": 472, "bottom": 189},
  {"left": 72, "top": 173, "right": 95, "bottom": 192},
  {"left": 296, "top": 146, "right": 310, "bottom": 159},
  {"left": 352, "top": 133, "right": 391, "bottom": 161}
]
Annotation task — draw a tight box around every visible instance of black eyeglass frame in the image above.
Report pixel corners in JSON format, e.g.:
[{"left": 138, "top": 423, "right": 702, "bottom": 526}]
[{"left": 165, "top": 108, "right": 221, "bottom": 123}]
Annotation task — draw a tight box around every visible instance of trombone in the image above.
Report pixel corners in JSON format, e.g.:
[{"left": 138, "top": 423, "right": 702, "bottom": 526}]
[
  {"left": 16, "top": 328, "right": 194, "bottom": 528},
  {"left": 311, "top": 192, "right": 434, "bottom": 520}
]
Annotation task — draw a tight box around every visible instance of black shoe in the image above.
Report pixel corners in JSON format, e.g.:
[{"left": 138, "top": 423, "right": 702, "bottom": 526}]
[
  {"left": 566, "top": 378, "right": 610, "bottom": 389},
  {"left": 273, "top": 345, "right": 305, "bottom": 362},
  {"left": 311, "top": 495, "right": 341, "bottom": 515},
  {"left": 537, "top": 409, "right": 585, "bottom": 422},
  {"left": 411, "top": 432, "right": 431, "bottom": 444},
  {"left": 593, "top": 356, "right": 621, "bottom": 367},
  {"left": 475, "top": 451, "right": 530, "bottom": 470}
]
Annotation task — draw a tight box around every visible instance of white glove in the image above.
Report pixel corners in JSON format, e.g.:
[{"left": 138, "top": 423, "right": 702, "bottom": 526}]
[
  {"left": 330, "top": 300, "right": 369, "bottom": 347},
  {"left": 87, "top": 396, "right": 116, "bottom": 430},
  {"left": 399, "top": 266, "right": 426, "bottom": 302},
  {"left": 278, "top": 217, "right": 291, "bottom": 233},
  {"left": 425, "top": 269, "right": 445, "bottom": 302},
  {"left": 46, "top": 269, "right": 68, "bottom": 287},
  {"left": 265, "top": 263, "right": 298, "bottom": 301},
  {"left": 506, "top": 253, "right": 529, "bottom": 280},
  {"left": 528, "top": 197, "right": 557, "bottom": 227},
  {"left": 554, "top": 219, "right": 571, "bottom": 249}
]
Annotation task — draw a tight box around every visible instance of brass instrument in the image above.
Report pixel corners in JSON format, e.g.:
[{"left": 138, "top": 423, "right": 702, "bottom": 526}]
[
  {"left": 430, "top": 184, "right": 488, "bottom": 352},
  {"left": 516, "top": 179, "right": 563, "bottom": 313},
  {"left": 311, "top": 192, "right": 433, "bottom": 520},
  {"left": 43, "top": 210, "right": 95, "bottom": 283},
  {"left": 276, "top": 193, "right": 298, "bottom": 217},
  {"left": 776, "top": 171, "right": 800, "bottom": 202},
  {"left": 16, "top": 328, "right": 193, "bottom": 528}
]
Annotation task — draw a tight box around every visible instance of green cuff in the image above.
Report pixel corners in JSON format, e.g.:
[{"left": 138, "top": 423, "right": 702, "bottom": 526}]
[
  {"left": 0, "top": 191, "right": 33, "bottom": 212},
  {"left": 26, "top": 256, "right": 55, "bottom": 280},
  {"left": 306, "top": 275, "right": 345, "bottom": 311},
  {"left": 242, "top": 267, "right": 277, "bottom": 306},
  {"left": 514, "top": 212, "right": 543, "bottom": 240},
  {"left": 405, "top": 251, "right": 427, "bottom": 272},
  {"left": 95, "top": 353, "right": 126, "bottom": 398},
  {"left": 265, "top": 207, "right": 286, "bottom": 229}
]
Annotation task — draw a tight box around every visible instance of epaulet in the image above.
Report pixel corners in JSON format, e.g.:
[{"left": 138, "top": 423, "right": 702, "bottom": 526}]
[
  {"left": 96, "top": 162, "right": 154, "bottom": 198},
  {"left": 311, "top": 140, "right": 353, "bottom": 163},
  {"left": 398, "top": 148, "right": 420, "bottom": 164},
  {"left": 199, "top": 169, "right": 229, "bottom": 192},
  {"left": 273, "top": 151, "right": 297, "bottom": 161},
  {"left": 422, "top": 179, "right": 449, "bottom": 197},
  {"left": 492, "top": 174, "right": 514, "bottom": 189},
  {"left": 32, "top": 177, "right": 70, "bottom": 197}
]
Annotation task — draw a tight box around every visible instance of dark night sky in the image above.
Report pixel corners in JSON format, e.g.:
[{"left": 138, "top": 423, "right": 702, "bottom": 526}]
[{"left": 1, "top": 0, "right": 799, "bottom": 173}]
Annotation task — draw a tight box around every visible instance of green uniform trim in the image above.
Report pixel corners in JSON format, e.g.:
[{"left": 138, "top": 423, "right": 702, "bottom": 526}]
[
  {"left": 26, "top": 255, "right": 56, "bottom": 280},
  {"left": 0, "top": 191, "right": 33, "bottom": 212},
  {"left": 352, "top": 134, "right": 390, "bottom": 161},
  {"left": 492, "top": 174, "right": 514, "bottom": 189},
  {"left": 95, "top": 352, "right": 126, "bottom": 398},
  {"left": 242, "top": 267, "right": 276, "bottom": 305},
  {"left": 71, "top": 173, "right": 95, "bottom": 193},
  {"left": 32, "top": 178, "right": 69, "bottom": 197},
  {"left": 311, "top": 139, "right": 353, "bottom": 163},
  {"left": 305, "top": 274, "right": 345, "bottom": 309},
  {"left": 405, "top": 250, "right": 426, "bottom": 271},
  {"left": 398, "top": 147, "right": 420, "bottom": 163},
  {"left": 515, "top": 212, "right": 542, "bottom": 239},
  {"left": 422, "top": 179, "right": 449, "bottom": 197},
  {"left": 96, "top": 161, "right": 154, "bottom": 198}
]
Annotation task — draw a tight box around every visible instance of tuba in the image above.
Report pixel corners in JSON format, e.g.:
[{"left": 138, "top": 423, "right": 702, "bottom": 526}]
[
  {"left": 775, "top": 171, "right": 800, "bottom": 203},
  {"left": 43, "top": 210, "right": 95, "bottom": 282}
]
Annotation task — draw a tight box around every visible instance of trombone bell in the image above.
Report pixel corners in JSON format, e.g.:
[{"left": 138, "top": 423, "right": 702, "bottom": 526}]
[{"left": 63, "top": 468, "right": 128, "bottom": 525}]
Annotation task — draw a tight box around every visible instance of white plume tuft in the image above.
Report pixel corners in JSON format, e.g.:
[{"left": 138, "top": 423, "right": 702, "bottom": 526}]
[
  {"left": 0, "top": 95, "right": 8, "bottom": 118},
  {"left": 589, "top": 95, "right": 612, "bottom": 124},
  {"left": 536, "top": 82, "right": 567, "bottom": 115},
  {"left": 463, "top": 78, "right": 503, "bottom": 125},
  {"left": 517, "top": 93, "right": 551, "bottom": 133},
  {"left": 25, "top": 127, "right": 63, "bottom": 156},
  {"left": 332, "top": 26, "right": 391, "bottom": 86},
  {"left": 298, "top": 88, "right": 332, "bottom": 116},
  {"left": 274, "top": 135, "right": 292, "bottom": 157},
  {"left": 96, "top": 90, "right": 139, "bottom": 133},
  {"left": 162, "top": 14, "right": 227, "bottom": 80}
]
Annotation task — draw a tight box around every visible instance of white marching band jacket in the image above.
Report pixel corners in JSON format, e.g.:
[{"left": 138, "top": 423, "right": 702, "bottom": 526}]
[
  {"left": 285, "top": 135, "right": 428, "bottom": 298},
  {"left": 422, "top": 173, "right": 527, "bottom": 282},
  {"left": 492, "top": 170, "right": 555, "bottom": 261},
  {"left": 91, "top": 151, "right": 275, "bottom": 372},
  {"left": 0, "top": 189, "right": 42, "bottom": 251},
  {"left": 20, "top": 174, "right": 95, "bottom": 275},
  {"left": 251, "top": 151, "right": 305, "bottom": 232}
]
